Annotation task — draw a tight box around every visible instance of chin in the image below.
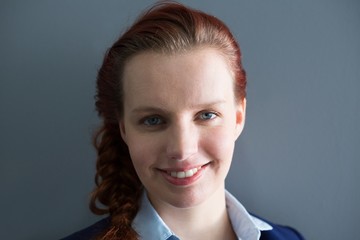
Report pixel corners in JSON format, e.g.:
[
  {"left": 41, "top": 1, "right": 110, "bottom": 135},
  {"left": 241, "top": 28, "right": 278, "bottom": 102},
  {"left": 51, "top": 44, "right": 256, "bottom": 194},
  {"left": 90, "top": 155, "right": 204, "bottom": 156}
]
[{"left": 166, "top": 188, "right": 212, "bottom": 209}]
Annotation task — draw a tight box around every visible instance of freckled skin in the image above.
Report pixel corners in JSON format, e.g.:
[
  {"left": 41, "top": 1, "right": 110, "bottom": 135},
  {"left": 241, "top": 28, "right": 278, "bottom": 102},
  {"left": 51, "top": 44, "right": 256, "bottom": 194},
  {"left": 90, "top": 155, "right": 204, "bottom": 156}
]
[{"left": 119, "top": 48, "right": 246, "bottom": 210}]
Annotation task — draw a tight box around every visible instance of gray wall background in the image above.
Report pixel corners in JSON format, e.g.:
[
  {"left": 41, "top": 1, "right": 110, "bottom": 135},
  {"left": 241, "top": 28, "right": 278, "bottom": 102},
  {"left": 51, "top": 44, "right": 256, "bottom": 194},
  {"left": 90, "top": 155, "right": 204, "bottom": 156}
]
[{"left": 1, "top": 1, "right": 359, "bottom": 239}]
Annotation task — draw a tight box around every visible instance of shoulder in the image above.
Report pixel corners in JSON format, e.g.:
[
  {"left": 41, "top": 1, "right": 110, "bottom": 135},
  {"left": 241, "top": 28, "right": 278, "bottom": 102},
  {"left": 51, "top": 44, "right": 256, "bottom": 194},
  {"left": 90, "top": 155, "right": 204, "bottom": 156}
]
[
  {"left": 257, "top": 216, "right": 305, "bottom": 240},
  {"left": 60, "top": 218, "right": 110, "bottom": 240}
]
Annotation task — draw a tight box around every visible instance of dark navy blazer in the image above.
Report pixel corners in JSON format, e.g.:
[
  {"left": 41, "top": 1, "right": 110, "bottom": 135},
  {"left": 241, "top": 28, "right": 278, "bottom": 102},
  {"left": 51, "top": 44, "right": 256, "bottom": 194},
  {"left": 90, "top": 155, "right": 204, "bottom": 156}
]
[{"left": 61, "top": 216, "right": 304, "bottom": 240}]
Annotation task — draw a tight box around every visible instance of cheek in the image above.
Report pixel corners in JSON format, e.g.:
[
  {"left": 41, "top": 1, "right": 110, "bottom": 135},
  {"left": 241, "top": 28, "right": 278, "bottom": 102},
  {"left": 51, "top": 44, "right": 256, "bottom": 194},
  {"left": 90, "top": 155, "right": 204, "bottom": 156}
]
[
  {"left": 125, "top": 133, "right": 162, "bottom": 176},
  {"left": 202, "top": 127, "right": 236, "bottom": 164},
  {"left": 126, "top": 135, "right": 151, "bottom": 166}
]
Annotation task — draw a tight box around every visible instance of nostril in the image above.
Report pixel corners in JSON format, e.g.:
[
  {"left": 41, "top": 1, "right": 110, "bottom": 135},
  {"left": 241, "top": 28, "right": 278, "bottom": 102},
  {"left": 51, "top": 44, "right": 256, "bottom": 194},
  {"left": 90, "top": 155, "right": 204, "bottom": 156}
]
[{"left": 167, "top": 147, "right": 198, "bottom": 161}]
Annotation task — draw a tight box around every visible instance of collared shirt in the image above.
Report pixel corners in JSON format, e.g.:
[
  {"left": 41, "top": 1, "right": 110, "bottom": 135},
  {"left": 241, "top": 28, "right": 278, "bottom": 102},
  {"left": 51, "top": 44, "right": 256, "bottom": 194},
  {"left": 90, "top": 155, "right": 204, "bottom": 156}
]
[{"left": 132, "top": 190, "right": 272, "bottom": 240}]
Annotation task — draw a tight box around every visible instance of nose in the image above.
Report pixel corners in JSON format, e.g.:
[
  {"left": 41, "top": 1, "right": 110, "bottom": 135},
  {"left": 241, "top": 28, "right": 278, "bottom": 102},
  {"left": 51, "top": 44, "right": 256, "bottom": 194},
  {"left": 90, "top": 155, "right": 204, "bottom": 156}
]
[{"left": 166, "top": 121, "right": 198, "bottom": 161}]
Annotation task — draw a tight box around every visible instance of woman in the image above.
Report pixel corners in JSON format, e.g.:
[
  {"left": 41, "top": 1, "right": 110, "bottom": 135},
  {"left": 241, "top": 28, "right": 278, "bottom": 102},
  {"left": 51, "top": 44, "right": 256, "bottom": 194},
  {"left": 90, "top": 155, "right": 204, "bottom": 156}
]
[{"left": 63, "top": 2, "right": 304, "bottom": 240}]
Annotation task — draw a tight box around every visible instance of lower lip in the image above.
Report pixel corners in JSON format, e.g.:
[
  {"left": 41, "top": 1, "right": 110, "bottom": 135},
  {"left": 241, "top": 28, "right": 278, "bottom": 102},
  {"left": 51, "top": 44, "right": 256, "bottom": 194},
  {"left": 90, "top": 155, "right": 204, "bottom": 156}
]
[{"left": 160, "top": 165, "right": 207, "bottom": 186}]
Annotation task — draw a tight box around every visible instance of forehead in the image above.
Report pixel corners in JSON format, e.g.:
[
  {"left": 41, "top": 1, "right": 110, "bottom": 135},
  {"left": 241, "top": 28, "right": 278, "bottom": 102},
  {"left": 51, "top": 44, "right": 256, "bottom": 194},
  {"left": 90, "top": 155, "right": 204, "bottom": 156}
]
[{"left": 122, "top": 48, "right": 235, "bottom": 109}]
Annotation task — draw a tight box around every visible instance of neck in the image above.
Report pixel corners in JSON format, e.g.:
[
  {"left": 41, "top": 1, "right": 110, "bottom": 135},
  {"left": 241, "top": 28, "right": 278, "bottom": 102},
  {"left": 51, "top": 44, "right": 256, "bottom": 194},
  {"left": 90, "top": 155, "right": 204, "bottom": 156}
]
[{"left": 150, "top": 187, "right": 237, "bottom": 240}]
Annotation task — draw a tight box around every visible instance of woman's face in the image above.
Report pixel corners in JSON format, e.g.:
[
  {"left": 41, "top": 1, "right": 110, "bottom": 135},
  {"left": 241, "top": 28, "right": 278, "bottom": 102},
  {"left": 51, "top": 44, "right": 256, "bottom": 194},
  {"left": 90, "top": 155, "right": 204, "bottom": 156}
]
[{"left": 119, "top": 48, "right": 246, "bottom": 209}]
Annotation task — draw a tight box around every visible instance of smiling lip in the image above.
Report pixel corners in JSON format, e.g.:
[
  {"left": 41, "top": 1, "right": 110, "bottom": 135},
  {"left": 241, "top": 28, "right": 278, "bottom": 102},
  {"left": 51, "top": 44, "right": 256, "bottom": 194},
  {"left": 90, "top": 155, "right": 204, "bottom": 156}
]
[{"left": 159, "top": 163, "right": 209, "bottom": 186}]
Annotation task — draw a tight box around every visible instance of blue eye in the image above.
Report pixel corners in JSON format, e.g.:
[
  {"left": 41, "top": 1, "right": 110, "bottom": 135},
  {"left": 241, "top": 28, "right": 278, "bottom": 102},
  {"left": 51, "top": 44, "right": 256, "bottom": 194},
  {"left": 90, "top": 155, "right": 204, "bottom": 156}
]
[
  {"left": 199, "top": 112, "right": 217, "bottom": 120},
  {"left": 143, "top": 116, "right": 163, "bottom": 126}
]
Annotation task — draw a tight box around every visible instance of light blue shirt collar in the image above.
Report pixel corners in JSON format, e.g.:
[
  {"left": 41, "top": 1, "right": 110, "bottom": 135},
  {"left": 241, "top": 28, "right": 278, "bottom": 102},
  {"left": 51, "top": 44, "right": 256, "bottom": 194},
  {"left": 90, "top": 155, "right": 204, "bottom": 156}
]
[
  {"left": 132, "top": 191, "right": 178, "bottom": 240},
  {"left": 132, "top": 190, "right": 272, "bottom": 240},
  {"left": 225, "top": 190, "right": 272, "bottom": 239}
]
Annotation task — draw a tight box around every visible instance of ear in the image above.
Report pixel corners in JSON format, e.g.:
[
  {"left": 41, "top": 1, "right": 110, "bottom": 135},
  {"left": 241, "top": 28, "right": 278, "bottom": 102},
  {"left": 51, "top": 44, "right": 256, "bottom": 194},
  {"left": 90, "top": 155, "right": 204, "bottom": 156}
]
[
  {"left": 234, "top": 98, "right": 246, "bottom": 140},
  {"left": 119, "top": 120, "right": 128, "bottom": 144}
]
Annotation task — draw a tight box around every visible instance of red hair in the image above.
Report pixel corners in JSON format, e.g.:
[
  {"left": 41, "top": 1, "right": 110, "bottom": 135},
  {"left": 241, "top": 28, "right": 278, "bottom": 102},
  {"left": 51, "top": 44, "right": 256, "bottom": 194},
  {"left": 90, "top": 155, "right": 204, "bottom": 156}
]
[{"left": 90, "top": 2, "right": 246, "bottom": 239}]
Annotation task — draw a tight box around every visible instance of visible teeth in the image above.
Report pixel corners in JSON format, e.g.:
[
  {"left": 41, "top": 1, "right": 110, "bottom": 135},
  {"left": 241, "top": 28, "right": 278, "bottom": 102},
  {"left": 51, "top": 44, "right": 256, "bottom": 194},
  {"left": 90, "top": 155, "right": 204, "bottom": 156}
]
[
  {"left": 177, "top": 171, "right": 186, "bottom": 178},
  {"left": 185, "top": 169, "right": 193, "bottom": 177},
  {"left": 169, "top": 167, "right": 201, "bottom": 179}
]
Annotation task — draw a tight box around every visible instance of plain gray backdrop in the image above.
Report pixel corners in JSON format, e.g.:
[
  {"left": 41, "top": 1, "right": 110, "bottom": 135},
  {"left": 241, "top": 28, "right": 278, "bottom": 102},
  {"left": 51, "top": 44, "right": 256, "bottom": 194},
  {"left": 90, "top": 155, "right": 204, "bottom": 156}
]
[{"left": 1, "top": 0, "right": 359, "bottom": 239}]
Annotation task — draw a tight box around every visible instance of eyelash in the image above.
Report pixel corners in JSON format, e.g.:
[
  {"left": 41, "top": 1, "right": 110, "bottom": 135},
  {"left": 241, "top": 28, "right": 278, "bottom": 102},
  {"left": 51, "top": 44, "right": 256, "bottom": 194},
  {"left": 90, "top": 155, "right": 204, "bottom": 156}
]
[
  {"left": 139, "top": 111, "right": 219, "bottom": 127},
  {"left": 142, "top": 116, "right": 165, "bottom": 126},
  {"left": 198, "top": 111, "right": 218, "bottom": 120}
]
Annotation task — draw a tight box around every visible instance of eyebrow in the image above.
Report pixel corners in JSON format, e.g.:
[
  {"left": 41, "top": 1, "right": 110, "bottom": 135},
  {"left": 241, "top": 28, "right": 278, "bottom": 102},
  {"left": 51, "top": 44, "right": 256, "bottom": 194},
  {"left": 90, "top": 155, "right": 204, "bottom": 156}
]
[
  {"left": 131, "top": 106, "right": 169, "bottom": 115},
  {"left": 130, "top": 100, "right": 227, "bottom": 114}
]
